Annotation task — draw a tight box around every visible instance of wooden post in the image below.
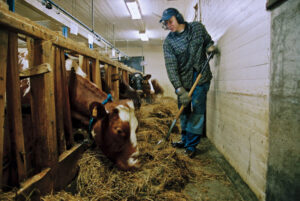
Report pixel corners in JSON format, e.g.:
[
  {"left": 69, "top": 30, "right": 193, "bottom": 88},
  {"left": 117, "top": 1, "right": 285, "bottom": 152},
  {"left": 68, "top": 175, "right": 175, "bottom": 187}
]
[
  {"left": 86, "top": 57, "right": 90, "bottom": 81},
  {"left": 30, "top": 40, "right": 58, "bottom": 172},
  {"left": 79, "top": 55, "right": 90, "bottom": 79},
  {"left": 105, "top": 64, "right": 112, "bottom": 96},
  {"left": 6, "top": 32, "right": 27, "bottom": 183},
  {"left": 92, "top": 59, "right": 102, "bottom": 90},
  {"left": 79, "top": 55, "right": 84, "bottom": 71},
  {"left": 26, "top": 37, "right": 34, "bottom": 67},
  {"left": 122, "top": 70, "right": 129, "bottom": 84},
  {"left": 60, "top": 50, "right": 74, "bottom": 149},
  {"left": 0, "top": 30, "right": 8, "bottom": 188},
  {"left": 54, "top": 47, "right": 66, "bottom": 155},
  {"left": 112, "top": 66, "right": 119, "bottom": 101}
]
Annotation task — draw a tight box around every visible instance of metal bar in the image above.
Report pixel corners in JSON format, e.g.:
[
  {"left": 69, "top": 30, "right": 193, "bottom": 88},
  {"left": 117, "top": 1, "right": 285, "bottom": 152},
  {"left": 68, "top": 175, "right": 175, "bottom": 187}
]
[
  {"left": 92, "top": 0, "right": 94, "bottom": 31},
  {"left": 7, "top": 0, "right": 15, "bottom": 12},
  {"left": 62, "top": 26, "right": 68, "bottom": 38}
]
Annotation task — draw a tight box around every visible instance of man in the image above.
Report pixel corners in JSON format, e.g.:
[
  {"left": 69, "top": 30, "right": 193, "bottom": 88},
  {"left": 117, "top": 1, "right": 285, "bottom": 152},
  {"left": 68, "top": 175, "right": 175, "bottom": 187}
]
[{"left": 160, "top": 8, "right": 216, "bottom": 158}]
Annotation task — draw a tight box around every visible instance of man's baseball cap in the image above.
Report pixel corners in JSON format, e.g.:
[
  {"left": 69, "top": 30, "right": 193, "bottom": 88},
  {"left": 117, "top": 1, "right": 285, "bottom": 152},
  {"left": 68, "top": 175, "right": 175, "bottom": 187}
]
[{"left": 159, "top": 8, "right": 179, "bottom": 23}]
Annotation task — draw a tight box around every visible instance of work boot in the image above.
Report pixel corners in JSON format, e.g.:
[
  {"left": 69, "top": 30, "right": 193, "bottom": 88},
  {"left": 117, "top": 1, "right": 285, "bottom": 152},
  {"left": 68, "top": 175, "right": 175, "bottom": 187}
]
[
  {"left": 171, "top": 141, "right": 185, "bottom": 148},
  {"left": 184, "top": 148, "right": 196, "bottom": 158}
]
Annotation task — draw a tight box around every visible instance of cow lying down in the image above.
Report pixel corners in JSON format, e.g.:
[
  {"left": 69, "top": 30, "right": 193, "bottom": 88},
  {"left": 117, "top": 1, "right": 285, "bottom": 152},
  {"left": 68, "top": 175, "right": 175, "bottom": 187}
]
[{"left": 68, "top": 69, "right": 139, "bottom": 170}]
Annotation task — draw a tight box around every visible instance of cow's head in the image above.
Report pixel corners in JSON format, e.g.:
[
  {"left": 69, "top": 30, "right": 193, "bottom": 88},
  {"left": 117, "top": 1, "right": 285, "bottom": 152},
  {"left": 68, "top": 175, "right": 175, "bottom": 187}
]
[
  {"left": 129, "top": 73, "right": 153, "bottom": 96},
  {"left": 89, "top": 100, "right": 139, "bottom": 170}
]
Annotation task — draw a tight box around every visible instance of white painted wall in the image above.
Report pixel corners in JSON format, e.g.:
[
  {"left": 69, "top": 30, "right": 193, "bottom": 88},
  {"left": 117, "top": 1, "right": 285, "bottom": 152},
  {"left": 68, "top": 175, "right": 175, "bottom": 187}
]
[
  {"left": 202, "top": 0, "right": 271, "bottom": 200},
  {"left": 118, "top": 44, "right": 176, "bottom": 98}
]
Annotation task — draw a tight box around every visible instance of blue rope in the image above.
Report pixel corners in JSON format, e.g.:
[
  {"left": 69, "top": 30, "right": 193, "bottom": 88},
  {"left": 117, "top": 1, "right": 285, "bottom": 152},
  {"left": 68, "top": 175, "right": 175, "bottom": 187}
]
[
  {"left": 88, "top": 94, "right": 113, "bottom": 137},
  {"left": 102, "top": 94, "right": 112, "bottom": 105}
]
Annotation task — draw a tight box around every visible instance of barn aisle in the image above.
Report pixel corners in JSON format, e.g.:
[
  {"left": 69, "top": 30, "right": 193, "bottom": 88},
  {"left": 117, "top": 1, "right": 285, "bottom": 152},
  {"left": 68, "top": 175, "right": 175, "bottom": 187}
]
[{"left": 38, "top": 97, "right": 247, "bottom": 201}]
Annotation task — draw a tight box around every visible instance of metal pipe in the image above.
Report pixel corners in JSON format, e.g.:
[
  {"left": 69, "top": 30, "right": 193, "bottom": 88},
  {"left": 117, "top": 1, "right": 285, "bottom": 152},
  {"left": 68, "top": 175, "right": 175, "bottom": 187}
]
[
  {"left": 7, "top": 0, "right": 15, "bottom": 12},
  {"left": 92, "top": 0, "right": 94, "bottom": 31},
  {"left": 46, "top": 0, "right": 127, "bottom": 57}
]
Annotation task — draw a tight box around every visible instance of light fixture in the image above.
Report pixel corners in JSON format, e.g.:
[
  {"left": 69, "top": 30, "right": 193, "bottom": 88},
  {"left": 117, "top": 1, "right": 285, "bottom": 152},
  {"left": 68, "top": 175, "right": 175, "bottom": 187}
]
[
  {"left": 125, "top": 0, "right": 142, "bottom": 20},
  {"left": 139, "top": 31, "right": 149, "bottom": 41}
]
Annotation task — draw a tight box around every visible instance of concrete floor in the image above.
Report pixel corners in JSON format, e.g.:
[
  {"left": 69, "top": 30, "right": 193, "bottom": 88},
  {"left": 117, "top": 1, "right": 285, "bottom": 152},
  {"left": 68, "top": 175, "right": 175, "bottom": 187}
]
[{"left": 173, "top": 137, "right": 258, "bottom": 201}]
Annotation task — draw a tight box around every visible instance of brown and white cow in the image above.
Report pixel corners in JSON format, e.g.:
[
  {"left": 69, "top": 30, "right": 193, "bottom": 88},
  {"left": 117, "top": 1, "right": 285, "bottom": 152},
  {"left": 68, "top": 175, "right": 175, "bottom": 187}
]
[
  {"left": 18, "top": 51, "right": 140, "bottom": 170},
  {"left": 68, "top": 69, "right": 139, "bottom": 170},
  {"left": 129, "top": 73, "right": 165, "bottom": 103}
]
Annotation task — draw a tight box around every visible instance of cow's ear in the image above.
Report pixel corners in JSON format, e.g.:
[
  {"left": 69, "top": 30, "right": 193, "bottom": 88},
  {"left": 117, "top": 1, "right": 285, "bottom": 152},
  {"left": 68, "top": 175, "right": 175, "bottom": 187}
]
[
  {"left": 144, "top": 74, "right": 151, "bottom": 80},
  {"left": 89, "top": 102, "right": 107, "bottom": 119}
]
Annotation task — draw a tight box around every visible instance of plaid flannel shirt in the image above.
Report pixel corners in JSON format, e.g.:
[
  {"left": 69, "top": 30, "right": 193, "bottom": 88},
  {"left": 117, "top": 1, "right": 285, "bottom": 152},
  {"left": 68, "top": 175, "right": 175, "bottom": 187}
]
[{"left": 163, "top": 21, "right": 214, "bottom": 90}]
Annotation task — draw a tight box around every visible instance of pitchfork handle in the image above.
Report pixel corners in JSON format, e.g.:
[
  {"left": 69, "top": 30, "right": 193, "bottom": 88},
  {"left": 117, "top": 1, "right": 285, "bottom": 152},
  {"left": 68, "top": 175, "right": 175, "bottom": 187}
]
[{"left": 174, "top": 53, "right": 213, "bottom": 120}]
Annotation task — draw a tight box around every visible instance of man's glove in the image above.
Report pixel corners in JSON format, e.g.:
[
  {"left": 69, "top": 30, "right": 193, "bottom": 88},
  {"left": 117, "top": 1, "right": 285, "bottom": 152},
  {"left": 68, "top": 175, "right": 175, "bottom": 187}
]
[
  {"left": 207, "top": 45, "right": 218, "bottom": 54},
  {"left": 176, "top": 87, "right": 191, "bottom": 106}
]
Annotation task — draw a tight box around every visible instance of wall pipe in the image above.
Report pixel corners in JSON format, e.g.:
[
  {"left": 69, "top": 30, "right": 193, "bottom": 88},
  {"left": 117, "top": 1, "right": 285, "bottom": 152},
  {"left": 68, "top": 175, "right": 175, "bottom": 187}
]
[
  {"left": 92, "top": 0, "right": 94, "bottom": 31},
  {"left": 46, "top": 0, "right": 127, "bottom": 57}
]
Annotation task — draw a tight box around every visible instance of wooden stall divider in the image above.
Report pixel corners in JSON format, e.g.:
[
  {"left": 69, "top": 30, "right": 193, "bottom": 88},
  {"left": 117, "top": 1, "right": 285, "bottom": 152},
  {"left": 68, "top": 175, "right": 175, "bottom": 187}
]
[
  {"left": 112, "top": 66, "right": 119, "bottom": 101},
  {"left": 30, "top": 40, "right": 58, "bottom": 172},
  {"left": 54, "top": 47, "right": 67, "bottom": 155},
  {"left": 0, "top": 4, "right": 139, "bottom": 196},
  {"left": 60, "top": 49, "right": 74, "bottom": 149},
  {"left": 122, "top": 70, "right": 129, "bottom": 84},
  {"left": 92, "top": 59, "right": 102, "bottom": 90},
  {"left": 0, "top": 30, "right": 8, "bottom": 188},
  {"left": 6, "top": 32, "right": 27, "bottom": 184},
  {"left": 86, "top": 57, "right": 91, "bottom": 81}
]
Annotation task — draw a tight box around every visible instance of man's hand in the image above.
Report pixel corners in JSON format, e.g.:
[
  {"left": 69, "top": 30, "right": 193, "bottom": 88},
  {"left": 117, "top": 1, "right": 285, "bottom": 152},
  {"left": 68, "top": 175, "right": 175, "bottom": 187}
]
[
  {"left": 207, "top": 45, "right": 218, "bottom": 54},
  {"left": 176, "top": 87, "right": 191, "bottom": 106}
]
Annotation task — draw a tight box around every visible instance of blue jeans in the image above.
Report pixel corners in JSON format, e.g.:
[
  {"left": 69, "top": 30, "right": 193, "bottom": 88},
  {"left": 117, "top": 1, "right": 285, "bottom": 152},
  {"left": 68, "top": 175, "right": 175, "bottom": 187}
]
[{"left": 178, "top": 72, "right": 210, "bottom": 151}]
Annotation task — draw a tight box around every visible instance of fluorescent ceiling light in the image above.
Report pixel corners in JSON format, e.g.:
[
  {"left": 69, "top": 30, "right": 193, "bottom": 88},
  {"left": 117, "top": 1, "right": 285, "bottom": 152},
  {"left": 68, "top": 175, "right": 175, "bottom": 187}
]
[
  {"left": 139, "top": 32, "right": 149, "bottom": 41},
  {"left": 125, "top": 0, "right": 142, "bottom": 19}
]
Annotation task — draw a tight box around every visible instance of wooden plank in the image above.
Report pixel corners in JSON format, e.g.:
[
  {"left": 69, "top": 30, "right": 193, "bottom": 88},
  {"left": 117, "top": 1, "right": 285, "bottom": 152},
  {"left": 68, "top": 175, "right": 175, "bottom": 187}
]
[
  {"left": 6, "top": 32, "right": 27, "bottom": 183},
  {"left": 0, "top": 29, "right": 8, "bottom": 188},
  {"left": 105, "top": 64, "right": 113, "bottom": 96},
  {"left": 79, "top": 55, "right": 84, "bottom": 72},
  {"left": 54, "top": 47, "right": 66, "bottom": 155},
  {"left": 26, "top": 37, "right": 34, "bottom": 67},
  {"left": 122, "top": 70, "right": 129, "bottom": 83},
  {"left": 19, "top": 63, "right": 51, "bottom": 78},
  {"left": 16, "top": 143, "right": 86, "bottom": 200},
  {"left": 60, "top": 49, "right": 74, "bottom": 149},
  {"left": 30, "top": 40, "right": 58, "bottom": 171},
  {"left": 112, "top": 66, "right": 119, "bottom": 101},
  {"left": 86, "top": 57, "right": 90, "bottom": 81},
  {"left": 0, "top": 1, "right": 8, "bottom": 10},
  {"left": 93, "top": 59, "right": 102, "bottom": 90}
]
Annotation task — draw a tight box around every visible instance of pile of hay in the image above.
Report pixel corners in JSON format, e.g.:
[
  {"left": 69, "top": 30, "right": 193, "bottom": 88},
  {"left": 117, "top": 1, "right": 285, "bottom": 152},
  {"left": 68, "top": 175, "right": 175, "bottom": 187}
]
[{"left": 43, "top": 97, "right": 195, "bottom": 201}]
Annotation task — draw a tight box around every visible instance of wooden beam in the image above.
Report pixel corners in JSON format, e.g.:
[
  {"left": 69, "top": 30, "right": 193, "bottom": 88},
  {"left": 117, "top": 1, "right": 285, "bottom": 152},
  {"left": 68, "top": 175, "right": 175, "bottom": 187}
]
[
  {"left": 0, "top": 29, "right": 8, "bottom": 188},
  {"left": 30, "top": 40, "right": 58, "bottom": 171},
  {"left": 105, "top": 64, "right": 113, "bottom": 96},
  {"left": 16, "top": 143, "right": 86, "bottom": 200},
  {"left": 26, "top": 37, "right": 34, "bottom": 67},
  {"left": 60, "top": 49, "right": 74, "bottom": 149},
  {"left": 86, "top": 57, "right": 90, "bottom": 81},
  {"left": 54, "top": 47, "right": 66, "bottom": 155},
  {"left": 0, "top": 1, "right": 8, "bottom": 10},
  {"left": 6, "top": 32, "right": 27, "bottom": 184},
  {"left": 93, "top": 59, "right": 102, "bottom": 90},
  {"left": 112, "top": 66, "right": 119, "bottom": 101},
  {"left": 19, "top": 63, "right": 51, "bottom": 79},
  {"left": 122, "top": 70, "right": 129, "bottom": 84}
]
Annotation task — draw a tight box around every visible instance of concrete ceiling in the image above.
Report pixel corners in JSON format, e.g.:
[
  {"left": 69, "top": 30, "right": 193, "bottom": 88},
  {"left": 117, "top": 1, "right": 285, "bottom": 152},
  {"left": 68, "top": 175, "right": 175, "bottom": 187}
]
[{"left": 14, "top": 0, "right": 198, "bottom": 50}]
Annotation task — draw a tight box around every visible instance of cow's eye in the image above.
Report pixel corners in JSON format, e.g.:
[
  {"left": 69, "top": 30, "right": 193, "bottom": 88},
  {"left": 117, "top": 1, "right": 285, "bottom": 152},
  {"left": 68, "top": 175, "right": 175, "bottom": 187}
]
[{"left": 115, "top": 127, "right": 123, "bottom": 135}]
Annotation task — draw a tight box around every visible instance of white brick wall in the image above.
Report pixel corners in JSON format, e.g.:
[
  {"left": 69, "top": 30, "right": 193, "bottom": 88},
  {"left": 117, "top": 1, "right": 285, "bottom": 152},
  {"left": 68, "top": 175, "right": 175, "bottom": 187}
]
[{"left": 203, "top": 0, "right": 271, "bottom": 200}]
